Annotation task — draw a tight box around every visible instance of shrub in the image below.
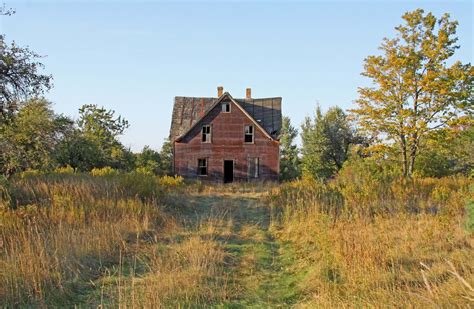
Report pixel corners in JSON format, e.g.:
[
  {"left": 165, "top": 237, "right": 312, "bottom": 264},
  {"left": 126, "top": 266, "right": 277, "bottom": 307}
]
[
  {"left": 135, "top": 166, "right": 155, "bottom": 176},
  {"left": 158, "top": 175, "right": 184, "bottom": 188},
  {"left": 90, "top": 166, "right": 120, "bottom": 177},
  {"left": 18, "top": 169, "right": 45, "bottom": 178},
  {"left": 54, "top": 165, "right": 75, "bottom": 174}
]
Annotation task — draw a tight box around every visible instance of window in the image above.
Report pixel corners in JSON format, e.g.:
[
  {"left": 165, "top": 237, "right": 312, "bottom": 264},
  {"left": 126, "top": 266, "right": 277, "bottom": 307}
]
[
  {"left": 244, "top": 125, "right": 254, "bottom": 143},
  {"left": 202, "top": 125, "right": 211, "bottom": 143},
  {"left": 198, "top": 158, "right": 208, "bottom": 176},
  {"left": 222, "top": 102, "right": 231, "bottom": 113},
  {"left": 248, "top": 157, "right": 259, "bottom": 178}
]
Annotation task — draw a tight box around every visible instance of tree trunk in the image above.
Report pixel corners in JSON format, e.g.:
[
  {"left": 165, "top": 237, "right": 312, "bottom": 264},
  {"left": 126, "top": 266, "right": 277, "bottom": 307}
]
[
  {"left": 408, "top": 135, "right": 418, "bottom": 177},
  {"left": 400, "top": 135, "right": 408, "bottom": 177},
  {"left": 409, "top": 84, "right": 419, "bottom": 177}
]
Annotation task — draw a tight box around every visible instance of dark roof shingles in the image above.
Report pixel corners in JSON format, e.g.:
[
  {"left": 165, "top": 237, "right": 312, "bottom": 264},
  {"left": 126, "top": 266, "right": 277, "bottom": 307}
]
[{"left": 169, "top": 95, "right": 282, "bottom": 142}]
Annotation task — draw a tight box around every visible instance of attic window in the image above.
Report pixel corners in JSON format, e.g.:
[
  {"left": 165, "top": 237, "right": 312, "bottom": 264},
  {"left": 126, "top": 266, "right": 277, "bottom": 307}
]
[
  {"left": 202, "top": 125, "right": 211, "bottom": 143},
  {"left": 222, "top": 102, "right": 231, "bottom": 113},
  {"left": 244, "top": 125, "right": 254, "bottom": 143}
]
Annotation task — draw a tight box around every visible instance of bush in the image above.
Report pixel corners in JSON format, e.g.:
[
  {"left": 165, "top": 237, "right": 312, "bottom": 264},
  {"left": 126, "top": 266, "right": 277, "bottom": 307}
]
[
  {"left": 135, "top": 166, "right": 155, "bottom": 176},
  {"left": 54, "top": 165, "right": 75, "bottom": 174},
  {"left": 18, "top": 169, "right": 45, "bottom": 178},
  {"left": 90, "top": 166, "right": 120, "bottom": 177},
  {"left": 158, "top": 175, "right": 184, "bottom": 188}
]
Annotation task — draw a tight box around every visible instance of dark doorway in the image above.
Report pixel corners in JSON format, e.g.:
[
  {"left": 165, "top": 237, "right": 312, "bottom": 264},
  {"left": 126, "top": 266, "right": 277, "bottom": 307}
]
[{"left": 223, "top": 160, "right": 234, "bottom": 183}]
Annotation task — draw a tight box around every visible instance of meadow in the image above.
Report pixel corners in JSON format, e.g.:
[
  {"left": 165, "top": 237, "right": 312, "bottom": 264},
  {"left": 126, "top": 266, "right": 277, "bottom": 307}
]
[{"left": 0, "top": 170, "right": 472, "bottom": 307}]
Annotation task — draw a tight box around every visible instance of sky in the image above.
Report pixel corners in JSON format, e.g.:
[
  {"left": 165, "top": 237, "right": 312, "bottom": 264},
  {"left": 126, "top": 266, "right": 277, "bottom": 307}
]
[{"left": 1, "top": 0, "right": 472, "bottom": 151}]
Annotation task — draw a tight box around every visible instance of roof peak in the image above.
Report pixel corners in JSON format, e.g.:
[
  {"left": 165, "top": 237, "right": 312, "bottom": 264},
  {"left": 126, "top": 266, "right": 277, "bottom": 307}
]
[{"left": 174, "top": 94, "right": 282, "bottom": 100}]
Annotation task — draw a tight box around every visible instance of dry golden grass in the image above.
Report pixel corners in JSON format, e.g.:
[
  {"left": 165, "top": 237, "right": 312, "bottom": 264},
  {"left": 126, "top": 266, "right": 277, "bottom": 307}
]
[
  {"left": 0, "top": 173, "right": 233, "bottom": 307},
  {"left": 1, "top": 173, "right": 472, "bottom": 307},
  {"left": 270, "top": 176, "right": 474, "bottom": 307}
]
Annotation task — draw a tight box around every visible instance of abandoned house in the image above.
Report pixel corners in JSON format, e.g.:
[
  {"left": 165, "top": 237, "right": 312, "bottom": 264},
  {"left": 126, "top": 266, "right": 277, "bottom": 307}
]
[{"left": 169, "top": 87, "right": 282, "bottom": 183}]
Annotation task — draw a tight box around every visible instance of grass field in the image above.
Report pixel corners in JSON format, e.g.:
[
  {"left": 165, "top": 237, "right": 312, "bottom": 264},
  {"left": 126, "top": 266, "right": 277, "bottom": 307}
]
[{"left": 0, "top": 173, "right": 473, "bottom": 307}]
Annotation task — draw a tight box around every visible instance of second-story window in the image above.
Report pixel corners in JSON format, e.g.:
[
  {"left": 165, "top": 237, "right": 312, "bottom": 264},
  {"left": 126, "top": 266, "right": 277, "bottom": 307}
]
[
  {"left": 244, "top": 125, "right": 254, "bottom": 143},
  {"left": 202, "top": 125, "right": 211, "bottom": 143},
  {"left": 222, "top": 102, "right": 231, "bottom": 113}
]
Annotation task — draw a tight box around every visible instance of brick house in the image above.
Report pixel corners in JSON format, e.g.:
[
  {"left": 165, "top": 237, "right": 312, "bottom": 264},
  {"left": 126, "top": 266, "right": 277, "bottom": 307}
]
[{"left": 169, "top": 87, "right": 282, "bottom": 183}]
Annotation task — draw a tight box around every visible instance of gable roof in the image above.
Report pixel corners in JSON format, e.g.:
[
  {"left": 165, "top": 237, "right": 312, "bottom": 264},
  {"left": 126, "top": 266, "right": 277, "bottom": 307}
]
[{"left": 169, "top": 92, "right": 282, "bottom": 142}]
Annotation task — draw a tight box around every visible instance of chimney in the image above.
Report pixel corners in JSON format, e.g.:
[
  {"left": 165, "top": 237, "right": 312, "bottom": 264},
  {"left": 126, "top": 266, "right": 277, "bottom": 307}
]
[
  {"left": 246, "top": 88, "right": 251, "bottom": 99},
  {"left": 217, "top": 86, "right": 224, "bottom": 97}
]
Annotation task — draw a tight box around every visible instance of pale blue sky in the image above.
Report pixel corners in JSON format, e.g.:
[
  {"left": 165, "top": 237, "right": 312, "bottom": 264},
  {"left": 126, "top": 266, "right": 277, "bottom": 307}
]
[{"left": 1, "top": 1, "right": 472, "bottom": 151}]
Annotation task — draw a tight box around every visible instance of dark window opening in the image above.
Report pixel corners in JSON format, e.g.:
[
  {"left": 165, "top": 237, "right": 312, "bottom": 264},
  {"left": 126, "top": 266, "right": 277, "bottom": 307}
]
[
  {"left": 198, "top": 158, "right": 208, "bottom": 176},
  {"left": 202, "top": 125, "right": 211, "bottom": 143},
  {"left": 222, "top": 102, "right": 231, "bottom": 113},
  {"left": 244, "top": 125, "right": 254, "bottom": 143}
]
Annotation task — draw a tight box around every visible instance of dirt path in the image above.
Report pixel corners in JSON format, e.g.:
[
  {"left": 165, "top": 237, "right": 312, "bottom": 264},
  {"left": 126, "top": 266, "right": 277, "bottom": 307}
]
[{"left": 182, "top": 192, "right": 302, "bottom": 307}]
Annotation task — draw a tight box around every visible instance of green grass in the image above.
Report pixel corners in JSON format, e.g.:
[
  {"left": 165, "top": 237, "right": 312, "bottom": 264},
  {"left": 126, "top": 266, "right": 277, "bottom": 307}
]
[{"left": 183, "top": 192, "right": 305, "bottom": 307}]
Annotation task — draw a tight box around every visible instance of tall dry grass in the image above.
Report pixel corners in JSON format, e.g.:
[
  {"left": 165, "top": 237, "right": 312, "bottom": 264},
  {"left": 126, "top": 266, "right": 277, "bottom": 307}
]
[
  {"left": 269, "top": 176, "right": 474, "bottom": 307},
  {"left": 0, "top": 173, "right": 230, "bottom": 307}
]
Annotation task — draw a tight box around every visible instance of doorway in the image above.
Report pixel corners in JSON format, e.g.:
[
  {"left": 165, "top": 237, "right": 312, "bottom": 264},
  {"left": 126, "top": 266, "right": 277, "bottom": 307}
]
[{"left": 223, "top": 160, "right": 234, "bottom": 183}]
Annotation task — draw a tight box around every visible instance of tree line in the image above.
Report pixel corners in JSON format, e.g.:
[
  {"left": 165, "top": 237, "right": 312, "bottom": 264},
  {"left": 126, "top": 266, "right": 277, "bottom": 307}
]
[
  {"left": 279, "top": 9, "right": 473, "bottom": 181},
  {"left": 0, "top": 6, "right": 174, "bottom": 177},
  {"left": 1, "top": 8, "right": 472, "bottom": 179}
]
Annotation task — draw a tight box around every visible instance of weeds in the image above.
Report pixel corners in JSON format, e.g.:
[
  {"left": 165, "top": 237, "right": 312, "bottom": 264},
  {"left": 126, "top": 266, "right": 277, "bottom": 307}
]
[
  {"left": 269, "top": 176, "right": 474, "bottom": 307},
  {"left": 1, "top": 173, "right": 472, "bottom": 307}
]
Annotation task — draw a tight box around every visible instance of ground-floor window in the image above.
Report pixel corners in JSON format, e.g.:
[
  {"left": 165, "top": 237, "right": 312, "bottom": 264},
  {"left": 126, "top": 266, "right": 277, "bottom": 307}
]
[
  {"left": 248, "top": 157, "right": 259, "bottom": 178},
  {"left": 198, "top": 158, "right": 208, "bottom": 176}
]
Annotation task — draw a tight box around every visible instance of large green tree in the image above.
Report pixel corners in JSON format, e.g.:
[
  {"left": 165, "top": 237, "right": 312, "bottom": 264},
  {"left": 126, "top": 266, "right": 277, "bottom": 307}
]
[
  {"left": 301, "top": 106, "right": 357, "bottom": 180},
  {"left": 1, "top": 6, "right": 52, "bottom": 121},
  {"left": 351, "top": 9, "right": 473, "bottom": 177},
  {"left": 78, "top": 104, "right": 130, "bottom": 169},
  {"left": 54, "top": 129, "right": 102, "bottom": 172},
  {"left": 279, "top": 116, "right": 300, "bottom": 181},
  {"left": 56, "top": 104, "right": 132, "bottom": 171},
  {"left": 0, "top": 98, "right": 72, "bottom": 175}
]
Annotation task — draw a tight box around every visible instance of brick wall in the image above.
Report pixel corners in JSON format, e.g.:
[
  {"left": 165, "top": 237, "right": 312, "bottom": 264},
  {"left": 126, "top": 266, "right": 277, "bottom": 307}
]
[{"left": 174, "top": 98, "right": 279, "bottom": 182}]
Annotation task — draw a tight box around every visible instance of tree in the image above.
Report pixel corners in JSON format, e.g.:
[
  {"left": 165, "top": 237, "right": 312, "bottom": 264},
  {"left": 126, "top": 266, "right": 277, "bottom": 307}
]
[
  {"left": 55, "top": 104, "right": 132, "bottom": 172},
  {"left": 301, "top": 106, "right": 357, "bottom": 180},
  {"left": 77, "top": 104, "right": 130, "bottom": 169},
  {"left": 78, "top": 104, "right": 129, "bottom": 144},
  {"left": 279, "top": 116, "right": 300, "bottom": 181},
  {"left": 351, "top": 9, "right": 473, "bottom": 177},
  {"left": 0, "top": 34, "right": 52, "bottom": 120},
  {"left": 159, "top": 139, "right": 173, "bottom": 176},
  {"left": 135, "top": 145, "right": 161, "bottom": 174},
  {"left": 0, "top": 98, "right": 72, "bottom": 175},
  {"left": 0, "top": 4, "right": 15, "bottom": 16},
  {"left": 414, "top": 123, "right": 473, "bottom": 177},
  {"left": 54, "top": 129, "right": 103, "bottom": 172}
]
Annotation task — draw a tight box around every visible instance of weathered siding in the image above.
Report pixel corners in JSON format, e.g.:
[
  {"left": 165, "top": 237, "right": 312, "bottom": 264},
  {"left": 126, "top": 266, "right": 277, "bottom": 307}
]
[{"left": 174, "top": 98, "right": 279, "bottom": 182}]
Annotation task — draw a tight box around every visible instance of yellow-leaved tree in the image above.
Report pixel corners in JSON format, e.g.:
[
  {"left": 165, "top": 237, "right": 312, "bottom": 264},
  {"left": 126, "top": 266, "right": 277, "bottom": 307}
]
[{"left": 351, "top": 9, "right": 473, "bottom": 177}]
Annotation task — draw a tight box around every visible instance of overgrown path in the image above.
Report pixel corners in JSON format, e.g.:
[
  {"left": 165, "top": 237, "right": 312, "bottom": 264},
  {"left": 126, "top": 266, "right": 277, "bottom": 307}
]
[{"left": 181, "top": 192, "right": 302, "bottom": 307}]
